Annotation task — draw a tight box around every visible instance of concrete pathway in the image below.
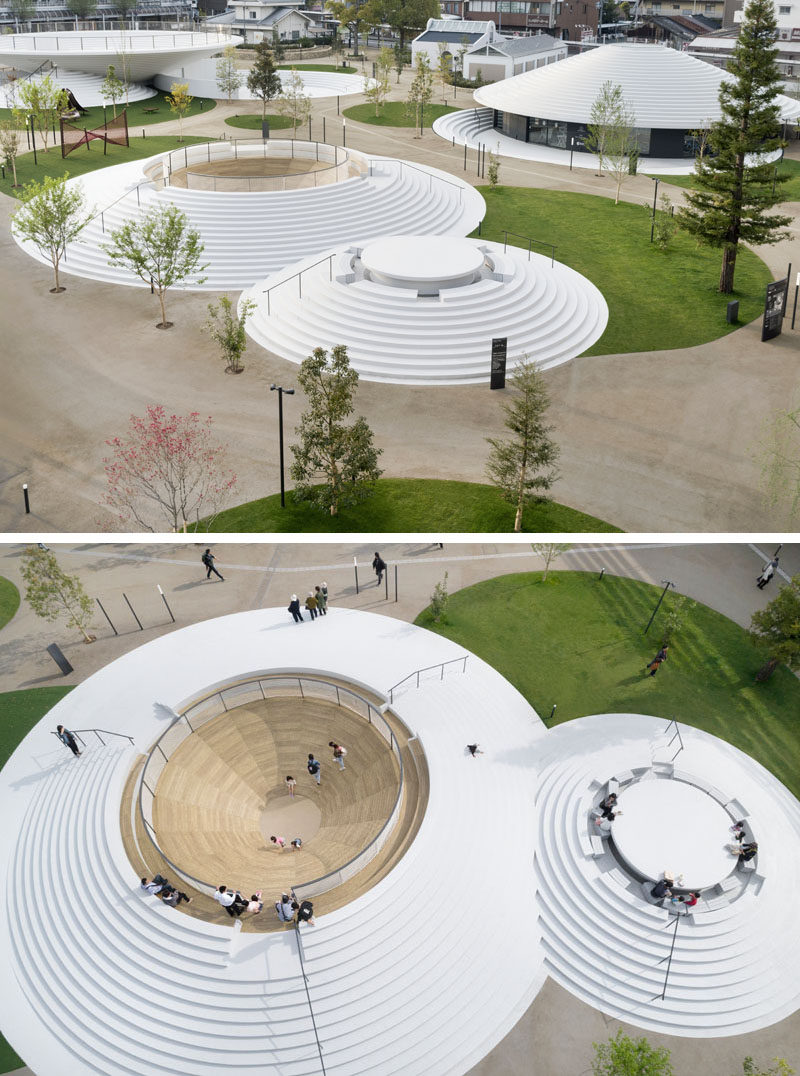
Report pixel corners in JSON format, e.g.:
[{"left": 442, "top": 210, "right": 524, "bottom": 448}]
[{"left": 0, "top": 67, "right": 798, "bottom": 531}]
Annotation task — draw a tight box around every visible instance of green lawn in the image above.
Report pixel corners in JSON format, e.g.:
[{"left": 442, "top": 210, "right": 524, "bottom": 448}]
[
  {"left": 224, "top": 112, "right": 295, "bottom": 131},
  {"left": 205, "top": 478, "right": 620, "bottom": 533},
  {"left": 0, "top": 578, "right": 20, "bottom": 630},
  {"left": 416, "top": 571, "right": 800, "bottom": 799},
  {"left": 343, "top": 101, "right": 459, "bottom": 128},
  {"left": 278, "top": 63, "right": 356, "bottom": 73},
  {"left": 0, "top": 134, "right": 208, "bottom": 198},
  {"left": 649, "top": 157, "right": 800, "bottom": 203},
  {"left": 0, "top": 685, "right": 73, "bottom": 1074},
  {"left": 474, "top": 187, "right": 772, "bottom": 356},
  {"left": 0, "top": 91, "right": 216, "bottom": 131}
]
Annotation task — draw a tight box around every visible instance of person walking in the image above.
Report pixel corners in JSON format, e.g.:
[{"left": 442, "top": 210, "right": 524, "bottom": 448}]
[
  {"left": 329, "top": 741, "right": 347, "bottom": 770},
  {"left": 315, "top": 585, "right": 327, "bottom": 615},
  {"left": 305, "top": 591, "right": 318, "bottom": 620},
  {"left": 321, "top": 581, "right": 329, "bottom": 606},
  {"left": 307, "top": 753, "right": 321, "bottom": 786},
  {"left": 646, "top": 645, "right": 668, "bottom": 677},
  {"left": 372, "top": 552, "right": 386, "bottom": 586},
  {"left": 270, "top": 835, "right": 286, "bottom": 852},
  {"left": 56, "top": 725, "right": 82, "bottom": 757},
  {"left": 288, "top": 595, "right": 303, "bottom": 623},
  {"left": 285, "top": 775, "right": 296, "bottom": 798},
  {"left": 757, "top": 558, "right": 778, "bottom": 589},
  {"left": 201, "top": 548, "right": 224, "bottom": 581}
]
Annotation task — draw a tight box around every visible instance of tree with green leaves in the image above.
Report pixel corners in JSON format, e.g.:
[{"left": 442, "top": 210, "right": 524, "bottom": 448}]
[
  {"left": 100, "top": 64, "right": 125, "bottom": 118},
  {"left": 660, "top": 592, "right": 696, "bottom": 644},
  {"left": 17, "top": 75, "right": 69, "bottom": 154},
  {"left": 0, "top": 118, "right": 21, "bottom": 188},
  {"left": 216, "top": 44, "right": 243, "bottom": 103},
  {"left": 364, "top": 46, "right": 393, "bottom": 116},
  {"left": 749, "top": 574, "right": 800, "bottom": 681},
  {"left": 7, "top": 0, "right": 34, "bottom": 31},
  {"left": 393, "top": 44, "right": 408, "bottom": 83},
  {"left": 327, "top": 0, "right": 371, "bottom": 56},
  {"left": 485, "top": 357, "right": 560, "bottom": 532},
  {"left": 277, "top": 68, "right": 312, "bottom": 135},
  {"left": 115, "top": 0, "right": 137, "bottom": 27},
  {"left": 649, "top": 193, "right": 677, "bottom": 251},
  {"left": 247, "top": 41, "right": 282, "bottom": 121},
  {"left": 377, "top": 0, "right": 440, "bottom": 50},
  {"left": 585, "top": 79, "right": 637, "bottom": 202},
  {"left": 740, "top": 1059, "right": 795, "bottom": 1076},
  {"left": 436, "top": 45, "right": 452, "bottom": 102},
  {"left": 592, "top": 1029, "right": 673, "bottom": 1076},
  {"left": 406, "top": 53, "right": 433, "bottom": 134},
  {"left": 290, "top": 344, "right": 383, "bottom": 515},
  {"left": 271, "top": 28, "right": 286, "bottom": 62},
  {"left": 67, "top": 0, "right": 98, "bottom": 28},
  {"left": 676, "top": 0, "right": 791, "bottom": 293},
  {"left": 429, "top": 571, "right": 449, "bottom": 622},
  {"left": 758, "top": 402, "right": 800, "bottom": 527},
  {"left": 21, "top": 546, "right": 96, "bottom": 644},
  {"left": 486, "top": 146, "right": 500, "bottom": 188},
  {"left": 166, "top": 82, "right": 192, "bottom": 142},
  {"left": 102, "top": 203, "right": 208, "bottom": 328},
  {"left": 12, "top": 174, "right": 91, "bottom": 293},
  {"left": 205, "top": 295, "right": 256, "bottom": 373},
  {"left": 532, "top": 543, "right": 570, "bottom": 582}
]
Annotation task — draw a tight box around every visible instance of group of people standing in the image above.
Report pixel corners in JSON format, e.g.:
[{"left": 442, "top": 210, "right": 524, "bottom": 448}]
[{"left": 288, "top": 584, "right": 329, "bottom": 623}]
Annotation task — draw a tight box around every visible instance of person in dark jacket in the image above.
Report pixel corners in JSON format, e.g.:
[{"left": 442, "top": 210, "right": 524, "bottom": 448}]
[
  {"left": 598, "top": 792, "right": 618, "bottom": 818},
  {"left": 288, "top": 595, "right": 303, "bottom": 623},
  {"left": 736, "top": 842, "right": 758, "bottom": 862},
  {"left": 56, "top": 725, "right": 82, "bottom": 757},
  {"left": 650, "top": 878, "right": 672, "bottom": 900},
  {"left": 372, "top": 552, "right": 386, "bottom": 585},
  {"left": 646, "top": 646, "right": 668, "bottom": 677},
  {"left": 295, "top": 898, "right": 315, "bottom": 926},
  {"left": 201, "top": 548, "right": 224, "bottom": 581}
]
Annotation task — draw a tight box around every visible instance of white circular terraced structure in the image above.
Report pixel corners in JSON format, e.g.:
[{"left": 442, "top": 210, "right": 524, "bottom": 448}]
[
  {"left": 154, "top": 57, "right": 375, "bottom": 100},
  {"left": 0, "top": 30, "right": 240, "bottom": 80},
  {"left": 1, "top": 609, "right": 800, "bottom": 1076},
  {"left": 12, "top": 143, "right": 485, "bottom": 291},
  {"left": 1, "top": 69, "right": 156, "bottom": 109},
  {"left": 240, "top": 235, "right": 609, "bottom": 384}
]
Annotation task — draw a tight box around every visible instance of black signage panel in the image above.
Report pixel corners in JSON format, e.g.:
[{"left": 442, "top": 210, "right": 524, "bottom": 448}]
[
  {"left": 762, "top": 278, "right": 787, "bottom": 342},
  {"left": 490, "top": 337, "right": 507, "bottom": 390}
]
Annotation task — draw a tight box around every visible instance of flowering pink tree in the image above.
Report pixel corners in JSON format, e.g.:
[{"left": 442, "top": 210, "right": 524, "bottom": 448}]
[{"left": 102, "top": 406, "right": 237, "bottom": 531}]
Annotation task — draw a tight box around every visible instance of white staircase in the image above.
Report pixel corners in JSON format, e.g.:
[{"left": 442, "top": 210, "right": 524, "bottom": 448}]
[
  {"left": 241, "top": 239, "right": 608, "bottom": 385},
  {"left": 14, "top": 151, "right": 485, "bottom": 292},
  {"left": 432, "top": 107, "right": 495, "bottom": 150}
]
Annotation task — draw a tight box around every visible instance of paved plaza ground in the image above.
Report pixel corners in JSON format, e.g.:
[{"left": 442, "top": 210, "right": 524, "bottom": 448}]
[
  {"left": 0, "top": 58, "right": 798, "bottom": 532},
  {"left": 0, "top": 540, "right": 799, "bottom": 1076}
]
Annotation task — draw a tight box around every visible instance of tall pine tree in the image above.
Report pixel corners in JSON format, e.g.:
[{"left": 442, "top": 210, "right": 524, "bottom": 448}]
[{"left": 677, "top": 0, "right": 791, "bottom": 293}]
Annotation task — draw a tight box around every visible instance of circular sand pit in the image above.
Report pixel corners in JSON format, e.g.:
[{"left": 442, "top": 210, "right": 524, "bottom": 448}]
[{"left": 259, "top": 792, "right": 322, "bottom": 844}]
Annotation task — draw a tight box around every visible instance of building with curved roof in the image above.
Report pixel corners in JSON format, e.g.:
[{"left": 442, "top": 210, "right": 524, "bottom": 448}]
[{"left": 473, "top": 42, "right": 800, "bottom": 158}]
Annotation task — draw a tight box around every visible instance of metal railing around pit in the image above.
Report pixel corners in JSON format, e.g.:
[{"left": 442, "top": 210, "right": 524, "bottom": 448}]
[
  {"left": 136, "top": 675, "right": 403, "bottom": 903},
  {"left": 168, "top": 139, "right": 357, "bottom": 193},
  {"left": 5, "top": 28, "right": 233, "bottom": 51}
]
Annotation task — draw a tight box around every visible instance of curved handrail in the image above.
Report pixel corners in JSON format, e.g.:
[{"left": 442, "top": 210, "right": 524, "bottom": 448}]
[
  {"left": 51, "top": 727, "right": 134, "bottom": 747},
  {"left": 387, "top": 655, "right": 468, "bottom": 703},
  {"left": 136, "top": 673, "right": 404, "bottom": 903}
]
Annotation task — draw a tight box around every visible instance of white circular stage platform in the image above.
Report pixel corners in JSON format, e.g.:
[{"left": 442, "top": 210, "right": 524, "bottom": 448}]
[
  {"left": 241, "top": 234, "right": 609, "bottom": 384},
  {"left": 0, "top": 68, "right": 156, "bottom": 109},
  {"left": 612, "top": 778, "right": 735, "bottom": 890},
  {"left": 153, "top": 57, "right": 375, "bottom": 100}
]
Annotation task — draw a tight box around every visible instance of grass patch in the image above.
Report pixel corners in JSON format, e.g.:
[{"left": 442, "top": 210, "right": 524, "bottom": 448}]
[
  {"left": 416, "top": 571, "right": 800, "bottom": 798},
  {"left": 277, "top": 63, "right": 356, "bottom": 73},
  {"left": 473, "top": 187, "right": 772, "bottom": 356},
  {"left": 0, "top": 578, "right": 20, "bottom": 630},
  {"left": 0, "top": 91, "right": 216, "bottom": 132},
  {"left": 0, "top": 684, "right": 73, "bottom": 1072},
  {"left": 0, "top": 134, "right": 208, "bottom": 198},
  {"left": 224, "top": 112, "right": 295, "bottom": 131},
  {"left": 205, "top": 478, "right": 620, "bottom": 533},
  {"left": 649, "top": 157, "right": 800, "bottom": 202},
  {"left": 343, "top": 101, "right": 459, "bottom": 128}
]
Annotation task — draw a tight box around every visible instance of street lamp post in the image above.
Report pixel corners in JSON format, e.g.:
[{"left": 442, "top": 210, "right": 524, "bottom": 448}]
[
  {"left": 650, "top": 176, "right": 660, "bottom": 243},
  {"left": 569, "top": 136, "right": 575, "bottom": 171},
  {"left": 270, "top": 384, "right": 294, "bottom": 507},
  {"left": 644, "top": 579, "right": 676, "bottom": 635}
]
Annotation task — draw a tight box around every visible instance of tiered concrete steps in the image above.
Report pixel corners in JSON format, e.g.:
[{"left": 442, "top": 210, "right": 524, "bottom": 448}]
[{"left": 241, "top": 239, "right": 608, "bottom": 384}]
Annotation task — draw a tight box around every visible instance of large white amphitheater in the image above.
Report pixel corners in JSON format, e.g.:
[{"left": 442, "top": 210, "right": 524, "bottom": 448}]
[{"left": 1, "top": 607, "right": 799, "bottom": 1075}]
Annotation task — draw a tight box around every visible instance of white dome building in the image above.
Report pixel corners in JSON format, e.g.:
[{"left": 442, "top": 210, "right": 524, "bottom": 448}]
[{"left": 471, "top": 43, "right": 800, "bottom": 160}]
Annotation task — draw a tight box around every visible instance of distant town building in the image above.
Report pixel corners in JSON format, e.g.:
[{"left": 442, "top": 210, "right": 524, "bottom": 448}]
[
  {"left": 207, "top": 0, "right": 334, "bottom": 42},
  {"left": 463, "top": 32, "right": 566, "bottom": 80}
]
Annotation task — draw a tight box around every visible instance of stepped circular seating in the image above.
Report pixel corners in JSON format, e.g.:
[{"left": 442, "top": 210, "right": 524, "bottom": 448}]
[
  {"left": 240, "top": 235, "right": 608, "bottom": 385},
  {"left": 12, "top": 145, "right": 485, "bottom": 291},
  {"left": 0, "top": 68, "right": 155, "bottom": 109},
  {"left": 532, "top": 713, "right": 800, "bottom": 1036},
  {"left": 0, "top": 30, "right": 240, "bottom": 79},
  {"left": 0, "top": 609, "right": 548, "bottom": 1076},
  {"left": 151, "top": 696, "right": 402, "bottom": 897}
]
